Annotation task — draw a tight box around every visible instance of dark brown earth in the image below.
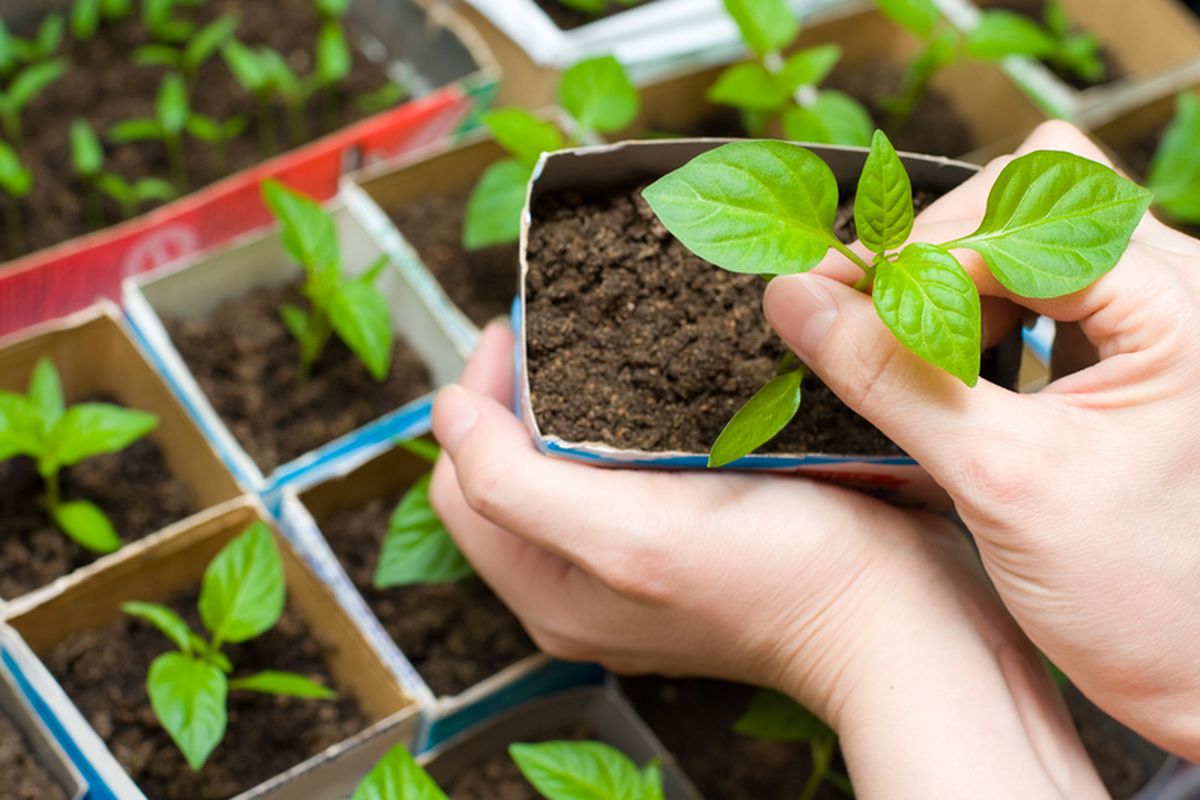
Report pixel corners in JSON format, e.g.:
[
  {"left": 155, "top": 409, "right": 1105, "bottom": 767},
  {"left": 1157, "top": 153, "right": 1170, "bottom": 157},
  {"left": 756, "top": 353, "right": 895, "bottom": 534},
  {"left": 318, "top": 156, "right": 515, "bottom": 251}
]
[
  {"left": 165, "top": 279, "right": 433, "bottom": 473},
  {"left": 980, "top": 0, "right": 1123, "bottom": 89},
  {"left": 318, "top": 490, "right": 537, "bottom": 698},
  {"left": 44, "top": 591, "right": 368, "bottom": 800},
  {"left": 533, "top": 0, "right": 651, "bottom": 30},
  {"left": 0, "top": 711, "right": 68, "bottom": 800},
  {"left": 0, "top": 434, "right": 195, "bottom": 599},
  {"left": 444, "top": 724, "right": 593, "bottom": 800}
]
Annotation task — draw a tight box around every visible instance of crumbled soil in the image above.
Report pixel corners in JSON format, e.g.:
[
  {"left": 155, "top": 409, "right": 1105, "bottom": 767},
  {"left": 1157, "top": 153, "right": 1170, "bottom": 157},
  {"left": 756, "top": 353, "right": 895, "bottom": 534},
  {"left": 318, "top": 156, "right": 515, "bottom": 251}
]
[
  {"left": 386, "top": 191, "right": 519, "bottom": 326},
  {"left": 1111, "top": 127, "right": 1200, "bottom": 240},
  {"left": 532, "top": 0, "right": 651, "bottom": 30},
  {"left": 0, "top": 711, "right": 68, "bottom": 800},
  {"left": 165, "top": 279, "right": 433, "bottom": 473},
  {"left": 44, "top": 591, "right": 369, "bottom": 800},
  {"left": 4, "top": 0, "right": 399, "bottom": 261},
  {"left": 0, "top": 433, "right": 195, "bottom": 600},
  {"left": 318, "top": 490, "right": 537, "bottom": 698},
  {"left": 443, "top": 724, "right": 593, "bottom": 800},
  {"left": 980, "top": 0, "right": 1123, "bottom": 89}
]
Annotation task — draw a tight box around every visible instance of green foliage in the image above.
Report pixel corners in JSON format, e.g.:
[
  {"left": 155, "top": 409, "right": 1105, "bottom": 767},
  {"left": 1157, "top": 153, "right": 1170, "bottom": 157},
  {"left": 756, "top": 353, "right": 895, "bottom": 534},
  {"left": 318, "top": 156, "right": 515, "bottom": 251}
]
[
  {"left": 143, "top": 0, "right": 204, "bottom": 44},
  {"left": 71, "top": 0, "right": 133, "bottom": 41},
  {"left": 965, "top": 1, "right": 1103, "bottom": 83},
  {"left": 262, "top": 179, "right": 395, "bottom": 380},
  {"left": 0, "top": 357, "right": 157, "bottom": 552},
  {"left": 559, "top": 54, "right": 639, "bottom": 138},
  {"left": 0, "top": 14, "right": 65, "bottom": 76},
  {"left": 70, "top": 118, "right": 103, "bottom": 178},
  {"left": 734, "top": 690, "right": 850, "bottom": 800},
  {"left": 0, "top": 140, "right": 32, "bottom": 198},
  {"left": 1147, "top": 92, "right": 1200, "bottom": 226},
  {"left": 644, "top": 132, "right": 1151, "bottom": 464},
  {"left": 554, "top": 0, "right": 641, "bottom": 16},
  {"left": 352, "top": 745, "right": 447, "bottom": 800},
  {"left": 124, "top": 522, "right": 336, "bottom": 771},
  {"left": 133, "top": 15, "right": 238, "bottom": 81},
  {"left": 355, "top": 82, "right": 409, "bottom": 116},
  {"left": 108, "top": 73, "right": 213, "bottom": 190},
  {"left": 709, "top": 365, "right": 804, "bottom": 469},
  {"left": 94, "top": 173, "right": 177, "bottom": 219},
  {"left": 510, "top": 741, "right": 665, "bottom": 800},
  {"left": 0, "top": 58, "right": 68, "bottom": 145}
]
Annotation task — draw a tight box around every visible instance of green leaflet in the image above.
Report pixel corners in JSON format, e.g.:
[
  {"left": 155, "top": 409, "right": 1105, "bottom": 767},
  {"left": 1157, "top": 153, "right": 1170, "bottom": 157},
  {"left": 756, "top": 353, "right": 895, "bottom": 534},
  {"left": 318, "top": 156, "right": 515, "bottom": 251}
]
[
  {"left": 147, "top": 652, "right": 228, "bottom": 771},
  {"left": 854, "top": 129, "right": 914, "bottom": 254},
  {"left": 782, "top": 91, "right": 873, "bottom": 147},
  {"left": 559, "top": 55, "right": 638, "bottom": 135},
  {"left": 709, "top": 367, "right": 804, "bottom": 468},
  {"left": 734, "top": 689, "right": 834, "bottom": 743},
  {"left": 708, "top": 61, "right": 788, "bottom": 113},
  {"left": 329, "top": 279, "right": 394, "bottom": 382},
  {"left": 53, "top": 500, "right": 123, "bottom": 554},
  {"left": 199, "top": 521, "right": 286, "bottom": 645},
  {"left": 509, "top": 741, "right": 657, "bottom": 800},
  {"left": 721, "top": 0, "right": 798, "bottom": 57},
  {"left": 70, "top": 119, "right": 104, "bottom": 178},
  {"left": 779, "top": 44, "right": 843, "bottom": 93},
  {"left": 965, "top": 10, "right": 1056, "bottom": 59},
  {"left": 227, "top": 671, "right": 336, "bottom": 699},
  {"left": 876, "top": 0, "right": 940, "bottom": 37},
  {"left": 156, "top": 73, "right": 189, "bottom": 135},
  {"left": 1147, "top": 92, "right": 1200, "bottom": 225},
  {"left": 123, "top": 602, "right": 196, "bottom": 653},
  {"left": 0, "top": 141, "right": 32, "bottom": 198},
  {"left": 353, "top": 745, "right": 448, "bottom": 800},
  {"left": 463, "top": 158, "right": 533, "bottom": 251},
  {"left": 374, "top": 474, "right": 473, "bottom": 588},
  {"left": 316, "top": 21, "right": 351, "bottom": 85},
  {"left": 483, "top": 108, "right": 564, "bottom": 168},
  {"left": 49, "top": 402, "right": 159, "bottom": 467},
  {"left": 261, "top": 179, "right": 339, "bottom": 283}
]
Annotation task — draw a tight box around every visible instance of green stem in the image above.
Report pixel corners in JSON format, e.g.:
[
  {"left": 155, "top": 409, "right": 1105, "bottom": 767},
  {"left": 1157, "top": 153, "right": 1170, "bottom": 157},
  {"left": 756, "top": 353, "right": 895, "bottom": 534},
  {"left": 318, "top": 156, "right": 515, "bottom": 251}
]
[
  {"left": 257, "top": 94, "right": 277, "bottom": 156},
  {"left": 320, "top": 86, "right": 336, "bottom": 135},
  {"left": 798, "top": 737, "right": 836, "bottom": 800},
  {"left": 84, "top": 181, "right": 103, "bottom": 230},
  {"left": 298, "top": 306, "right": 332, "bottom": 380},
  {"left": 5, "top": 196, "right": 23, "bottom": 258},
  {"left": 166, "top": 133, "right": 187, "bottom": 192},
  {"left": 286, "top": 99, "right": 306, "bottom": 147},
  {"left": 45, "top": 468, "right": 61, "bottom": 510},
  {"left": 3, "top": 112, "right": 20, "bottom": 149},
  {"left": 830, "top": 239, "right": 874, "bottom": 284}
]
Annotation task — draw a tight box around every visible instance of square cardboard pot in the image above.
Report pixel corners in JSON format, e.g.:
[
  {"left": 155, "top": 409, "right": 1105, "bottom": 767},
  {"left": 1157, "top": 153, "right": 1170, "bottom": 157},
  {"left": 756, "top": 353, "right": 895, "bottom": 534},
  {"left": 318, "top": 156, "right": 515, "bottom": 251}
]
[
  {"left": 0, "top": 302, "right": 242, "bottom": 610},
  {"left": 2, "top": 496, "right": 422, "bottom": 800},
  {"left": 122, "top": 198, "right": 467, "bottom": 497}
]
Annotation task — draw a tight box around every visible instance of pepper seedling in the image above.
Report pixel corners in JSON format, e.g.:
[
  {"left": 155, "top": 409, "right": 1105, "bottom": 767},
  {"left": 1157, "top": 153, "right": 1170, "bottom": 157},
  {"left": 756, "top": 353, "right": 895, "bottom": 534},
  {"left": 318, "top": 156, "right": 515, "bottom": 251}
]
[
  {"left": 463, "top": 54, "right": 639, "bottom": 250},
  {"left": 0, "top": 58, "right": 68, "bottom": 147},
  {"left": 0, "top": 140, "right": 32, "bottom": 257},
  {"left": 222, "top": 40, "right": 318, "bottom": 151},
  {"left": 95, "top": 173, "right": 178, "bottom": 220},
  {"left": 133, "top": 15, "right": 238, "bottom": 85},
  {"left": 734, "top": 690, "right": 850, "bottom": 800},
  {"left": 0, "top": 357, "right": 158, "bottom": 553},
  {"left": 71, "top": 117, "right": 179, "bottom": 224},
  {"left": 710, "top": 0, "right": 872, "bottom": 146},
  {"left": 554, "top": 0, "right": 641, "bottom": 14},
  {"left": 69, "top": 0, "right": 134, "bottom": 42},
  {"left": 1145, "top": 91, "right": 1200, "bottom": 227},
  {"left": 124, "top": 521, "right": 337, "bottom": 771},
  {"left": 262, "top": 179, "right": 395, "bottom": 381},
  {"left": 644, "top": 132, "right": 1152, "bottom": 466},
  {"left": 0, "top": 13, "right": 65, "bottom": 71},
  {"left": 142, "top": 0, "right": 205, "bottom": 44}
]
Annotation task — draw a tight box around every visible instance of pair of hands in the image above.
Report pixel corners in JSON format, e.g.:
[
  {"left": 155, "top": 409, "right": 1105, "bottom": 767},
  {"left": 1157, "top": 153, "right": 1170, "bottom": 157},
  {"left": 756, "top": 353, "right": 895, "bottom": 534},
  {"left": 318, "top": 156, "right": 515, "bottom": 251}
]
[{"left": 429, "top": 121, "right": 1200, "bottom": 797}]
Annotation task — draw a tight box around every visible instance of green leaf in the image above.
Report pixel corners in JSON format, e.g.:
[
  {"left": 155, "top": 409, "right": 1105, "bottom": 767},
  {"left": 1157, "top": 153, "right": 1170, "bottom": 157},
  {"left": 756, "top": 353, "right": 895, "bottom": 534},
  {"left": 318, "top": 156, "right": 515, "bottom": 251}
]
[
  {"left": 0, "top": 391, "right": 44, "bottom": 460},
  {"left": 261, "top": 179, "right": 341, "bottom": 283},
  {"left": 49, "top": 402, "right": 158, "bottom": 467},
  {"left": 855, "top": 129, "right": 913, "bottom": 254},
  {"left": 721, "top": 0, "right": 798, "bottom": 57},
  {"left": 510, "top": 741, "right": 646, "bottom": 800},
  {"left": 966, "top": 10, "right": 1056, "bottom": 60},
  {"left": 1053, "top": 32, "right": 1103, "bottom": 82},
  {"left": 876, "top": 0, "right": 940, "bottom": 37},
  {"left": 640, "top": 759, "right": 666, "bottom": 800},
  {"left": 559, "top": 55, "right": 638, "bottom": 135},
  {"left": 1044, "top": 0, "right": 1070, "bottom": 37},
  {"left": 1147, "top": 92, "right": 1200, "bottom": 225},
  {"left": 463, "top": 158, "right": 533, "bottom": 251},
  {"left": 482, "top": 108, "right": 564, "bottom": 168},
  {"left": 147, "top": 652, "right": 227, "bottom": 772},
  {"left": 131, "top": 177, "right": 178, "bottom": 203},
  {"left": 709, "top": 368, "right": 803, "bottom": 468},
  {"left": 156, "top": 73, "right": 189, "bottom": 135},
  {"left": 53, "top": 500, "right": 124, "bottom": 554},
  {"left": 328, "top": 280, "right": 394, "bottom": 381},
  {"left": 707, "top": 62, "right": 788, "bottom": 113},
  {"left": 70, "top": 118, "right": 104, "bottom": 178},
  {"left": 71, "top": 0, "right": 102, "bottom": 40},
  {"left": 108, "top": 118, "right": 163, "bottom": 143},
  {"left": 228, "top": 670, "right": 337, "bottom": 699},
  {"left": 28, "top": 357, "right": 64, "bottom": 425},
  {"left": 279, "top": 302, "right": 312, "bottom": 345},
  {"left": 222, "top": 40, "right": 267, "bottom": 93},
  {"left": 184, "top": 15, "right": 237, "bottom": 72},
  {"left": 199, "top": 521, "right": 286, "bottom": 645},
  {"left": 185, "top": 114, "right": 223, "bottom": 143},
  {"left": 353, "top": 745, "right": 447, "bottom": 800},
  {"left": 642, "top": 140, "right": 840, "bottom": 276},
  {"left": 782, "top": 91, "right": 873, "bottom": 147},
  {"left": 780, "top": 44, "right": 843, "bottom": 92},
  {"left": 189, "top": 635, "right": 232, "bottom": 673},
  {"left": 0, "top": 141, "right": 32, "bottom": 198},
  {"left": 36, "top": 13, "right": 65, "bottom": 56},
  {"left": 133, "top": 44, "right": 182, "bottom": 69},
  {"left": 398, "top": 438, "right": 440, "bottom": 464},
  {"left": 373, "top": 474, "right": 473, "bottom": 588},
  {"left": 874, "top": 243, "right": 981, "bottom": 386},
  {"left": 123, "top": 601, "right": 196, "bottom": 653},
  {"left": 946, "top": 151, "right": 1154, "bottom": 298},
  {"left": 734, "top": 689, "right": 834, "bottom": 742},
  {"left": 316, "top": 21, "right": 351, "bottom": 85},
  {"left": 0, "top": 21, "right": 13, "bottom": 73},
  {"left": 316, "top": 0, "right": 351, "bottom": 18},
  {"left": 8, "top": 59, "right": 67, "bottom": 110}
]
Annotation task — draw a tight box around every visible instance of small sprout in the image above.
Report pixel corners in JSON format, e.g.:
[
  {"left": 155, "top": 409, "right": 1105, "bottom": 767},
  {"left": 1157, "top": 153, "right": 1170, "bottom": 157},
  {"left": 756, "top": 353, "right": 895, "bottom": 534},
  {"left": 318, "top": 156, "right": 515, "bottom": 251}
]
[
  {"left": 142, "top": 0, "right": 204, "bottom": 44},
  {"left": 108, "top": 72, "right": 199, "bottom": 190},
  {"left": 262, "top": 179, "right": 395, "bottom": 381},
  {"left": 222, "top": 41, "right": 315, "bottom": 151},
  {"left": 1146, "top": 91, "right": 1200, "bottom": 226},
  {"left": 0, "top": 139, "right": 32, "bottom": 256},
  {"left": 124, "top": 522, "right": 337, "bottom": 771},
  {"left": 0, "top": 357, "right": 158, "bottom": 552},
  {"left": 644, "top": 132, "right": 1152, "bottom": 465},
  {"left": 1, "top": 15, "right": 65, "bottom": 74},
  {"left": 70, "top": 0, "right": 134, "bottom": 41},
  {"left": 554, "top": 0, "right": 643, "bottom": 16},
  {"left": 314, "top": 0, "right": 350, "bottom": 21},
  {"left": 734, "top": 690, "right": 851, "bottom": 800},
  {"left": 354, "top": 81, "right": 408, "bottom": 116},
  {"left": 133, "top": 15, "right": 238, "bottom": 84},
  {"left": 0, "top": 58, "right": 68, "bottom": 146},
  {"left": 185, "top": 112, "right": 246, "bottom": 172},
  {"left": 965, "top": 0, "right": 1104, "bottom": 84},
  {"left": 70, "top": 118, "right": 105, "bottom": 229},
  {"left": 352, "top": 745, "right": 443, "bottom": 800}
]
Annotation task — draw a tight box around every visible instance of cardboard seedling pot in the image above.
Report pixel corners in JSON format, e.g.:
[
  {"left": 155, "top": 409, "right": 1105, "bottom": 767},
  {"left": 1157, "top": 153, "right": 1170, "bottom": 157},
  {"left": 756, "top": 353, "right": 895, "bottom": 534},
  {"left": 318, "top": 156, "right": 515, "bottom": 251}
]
[
  {"left": 1084, "top": 74, "right": 1200, "bottom": 177},
  {"left": 518, "top": 140, "right": 1023, "bottom": 510},
  {"left": 0, "top": 0, "right": 499, "bottom": 340},
  {"left": 0, "top": 302, "right": 242, "bottom": 610},
  {"left": 122, "top": 198, "right": 467, "bottom": 497},
  {"left": 1, "top": 496, "right": 423, "bottom": 800}
]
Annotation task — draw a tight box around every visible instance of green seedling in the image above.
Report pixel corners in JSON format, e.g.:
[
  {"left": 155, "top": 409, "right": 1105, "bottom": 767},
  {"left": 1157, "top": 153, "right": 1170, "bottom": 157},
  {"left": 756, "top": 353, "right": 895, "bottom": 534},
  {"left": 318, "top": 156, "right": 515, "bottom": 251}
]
[
  {"left": 0, "top": 357, "right": 158, "bottom": 553},
  {"left": 70, "top": 0, "right": 134, "bottom": 41},
  {"left": 95, "top": 173, "right": 178, "bottom": 220},
  {"left": 142, "top": 0, "right": 205, "bottom": 44},
  {"left": 222, "top": 40, "right": 319, "bottom": 152},
  {"left": 644, "top": 132, "right": 1152, "bottom": 466},
  {"left": 711, "top": 0, "right": 872, "bottom": 146},
  {"left": 0, "top": 139, "right": 32, "bottom": 256},
  {"left": 463, "top": 54, "right": 638, "bottom": 250},
  {"left": 735, "top": 690, "right": 850, "bottom": 800},
  {"left": 262, "top": 179, "right": 395, "bottom": 381},
  {"left": 0, "top": 58, "right": 67, "bottom": 146},
  {"left": 554, "top": 0, "right": 641, "bottom": 15},
  {"left": 71, "top": 117, "right": 178, "bottom": 224},
  {"left": 0, "top": 15, "right": 64, "bottom": 77},
  {"left": 133, "top": 15, "right": 238, "bottom": 84},
  {"left": 1146, "top": 91, "right": 1200, "bottom": 227},
  {"left": 124, "top": 521, "right": 337, "bottom": 771},
  {"left": 355, "top": 81, "right": 409, "bottom": 116}
]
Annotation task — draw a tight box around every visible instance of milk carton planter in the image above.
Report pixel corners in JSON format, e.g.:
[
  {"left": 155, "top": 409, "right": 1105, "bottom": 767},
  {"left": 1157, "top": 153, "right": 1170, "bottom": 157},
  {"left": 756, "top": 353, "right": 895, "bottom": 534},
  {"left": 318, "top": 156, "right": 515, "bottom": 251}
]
[
  {"left": 123, "top": 197, "right": 467, "bottom": 497},
  {"left": 1, "top": 497, "right": 423, "bottom": 800},
  {"left": 0, "top": 302, "right": 241, "bottom": 611}
]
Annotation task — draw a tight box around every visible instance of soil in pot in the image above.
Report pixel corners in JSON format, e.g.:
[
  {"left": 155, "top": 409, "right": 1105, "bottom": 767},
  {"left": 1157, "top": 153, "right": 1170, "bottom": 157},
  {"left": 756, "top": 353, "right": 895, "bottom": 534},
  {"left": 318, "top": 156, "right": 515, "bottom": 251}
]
[
  {"left": 318, "top": 488, "right": 537, "bottom": 697},
  {"left": 0, "top": 430, "right": 195, "bottom": 599},
  {"left": 1110, "top": 128, "right": 1200, "bottom": 240},
  {"left": 533, "top": 0, "right": 652, "bottom": 30},
  {"left": 444, "top": 723, "right": 593, "bottom": 800},
  {"left": 979, "top": 0, "right": 1124, "bottom": 89},
  {"left": 0, "top": 710, "right": 68, "bottom": 800},
  {"left": 165, "top": 279, "right": 433, "bottom": 473},
  {"left": 387, "top": 191, "right": 519, "bottom": 327},
  {"left": 44, "top": 590, "right": 369, "bottom": 800}
]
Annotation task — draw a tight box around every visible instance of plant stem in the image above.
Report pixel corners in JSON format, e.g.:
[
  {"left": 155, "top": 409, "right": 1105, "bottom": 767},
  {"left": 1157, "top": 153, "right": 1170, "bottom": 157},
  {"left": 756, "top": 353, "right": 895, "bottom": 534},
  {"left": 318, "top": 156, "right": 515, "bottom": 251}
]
[
  {"left": 3, "top": 113, "right": 20, "bottom": 149},
  {"left": 257, "top": 95, "right": 277, "bottom": 156},
  {"left": 45, "top": 469, "right": 61, "bottom": 509},
  {"left": 286, "top": 99, "right": 306, "bottom": 147},
  {"left": 798, "top": 737, "right": 836, "bottom": 800},
  {"left": 4, "top": 196, "right": 23, "bottom": 258},
  {"left": 299, "top": 306, "right": 332, "bottom": 380},
  {"left": 166, "top": 133, "right": 187, "bottom": 191},
  {"left": 830, "top": 239, "right": 874, "bottom": 285},
  {"left": 320, "top": 86, "right": 335, "bottom": 135},
  {"left": 84, "top": 181, "right": 103, "bottom": 230}
]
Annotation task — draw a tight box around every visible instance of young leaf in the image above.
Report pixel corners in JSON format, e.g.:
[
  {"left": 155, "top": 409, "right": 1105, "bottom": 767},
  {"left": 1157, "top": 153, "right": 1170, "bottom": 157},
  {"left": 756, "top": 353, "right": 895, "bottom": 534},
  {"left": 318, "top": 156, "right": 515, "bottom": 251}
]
[
  {"left": 782, "top": 91, "right": 873, "bottom": 147},
  {"left": 0, "top": 142, "right": 32, "bottom": 198},
  {"left": 398, "top": 438, "right": 440, "bottom": 464},
  {"left": 780, "top": 44, "right": 843, "bottom": 92},
  {"left": 261, "top": 179, "right": 340, "bottom": 282},
  {"left": 482, "top": 108, "right": 564, "bottom": 168},
  {"left": 463, "top": 158, "right": 534, "bottom": 251},
  {"left": 28, "top": 357, "right": 64, "bottom": 425},
  {"left": 108, "top": 118, "right": 163, "bottom": 143},
  {"left": 1147, "top": 92, "right": 1200, "bottom": 225},
  {"left": 374, "top": 474, "right": 473, "bottom": 588},
  {"left": 876, "top": 0, "right": 940, "bottom": 37},
  {"left": 50, "top": 403, "right": 158, "bottom": 467},
  {"left": 965, "top": 10, "right": 1056, "bottom": 60},
  {"left": 707, "top": 62, "right": 788, "bottom": 113},
  {"left": 228, "top": 671, "right": 337, "bottom": 699},
  {"left": 734, "top": 689, "right": 834, "bottom": 742},
  {"left": 52, "top": 500, "right": 123, "bottom": 554},
  {"left": 222, "top": 40, "right": 268, "bottom": 93},
  {"left": 156, "top": 73, "right": 189, "bottom": 135},
  {"left": 722, "top": 0, "right": 798, "bottom": 58},
  {"left": 855, "top": 129, "right": 914, "bottom": 254},
  {"left": 316, "top": 0, "right": 352, "bottom": 18},
  {"left": 184, "top": 15, "right": 238, "bottom": 73},
  {"left": 123, "top": 601, "right": 197, "bottom": 653},
  {"left": 316, "top": 21, "right": 351, "bottom": 85},
  {"left": 509, "top": 741, "right": 646, "bottom": 800},
  {"left": 147, "top": 652, "right": 228, "bottom": 771},
  {"left": 946, "top": 151, "right": 1153, "bottom": 298},
  {"left": 352, "top": 745, "right": 448, "bottom": 800},
  {"left": 36, "top": 13, "right": 65, "bottom": 56},
  {"left": 199, "top": 521, "right": 286, "bottom": 645},
  {"left": 640, "top": 759, "right": 666, "bottom": 800},
  {"left": 709, "top": 367, "right": 803, "bottom": 468},
  {"left": 71, "top": 118, "right": 104, "bottom": 178},
  {"left": 71, "top": 0, "right": 103, "bottom": 40},
  {"left": 7, "top": 58, "right": 68, "bottom": 110},
  {"left": 642, "top": 141, "right": 840, "bottom": 276},
  {"left": 1044, "top": 0, "right": 1070, "bottom": 37},
  {"left": 328, "top": 280, "right": 394, "bottom": 381},
  {"left": 559, "top": 55, "right": 638, "bottom": 135},
  {"left": 1054, "top": 32, "right": 1103, "bottom": 82},
  {"left": 873, "top": 243, "right": 981, "bottom": 386},
  {"left": 134, "top": 44, "right": 183, "bottom": 69},
  {"left": 0, "top": 392, "right": 43, "bottom": 459}
]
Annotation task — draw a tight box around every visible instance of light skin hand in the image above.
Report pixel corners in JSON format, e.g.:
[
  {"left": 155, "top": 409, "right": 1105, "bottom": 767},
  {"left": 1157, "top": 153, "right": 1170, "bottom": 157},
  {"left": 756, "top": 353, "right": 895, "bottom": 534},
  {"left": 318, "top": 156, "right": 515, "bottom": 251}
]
[{"left": 765, "top": 120, "right": 1200, "bottom": 760}]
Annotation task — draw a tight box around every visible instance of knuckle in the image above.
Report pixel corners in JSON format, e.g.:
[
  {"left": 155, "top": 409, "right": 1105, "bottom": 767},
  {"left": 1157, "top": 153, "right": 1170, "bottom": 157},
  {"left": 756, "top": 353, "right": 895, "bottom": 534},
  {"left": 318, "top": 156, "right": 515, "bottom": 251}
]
[
  {"left": 459, "top": 454, "right": 509, "bottom": 521},
  {"left": 529, "top": 628, "right": 590, "bottom": 662},
  {"left": 951, "top": 434, "right": 1042, "bottom": 522},
  {"left": 1031, "top": 119, "right": 1083, "bottom": 144},
  {"left": 836, "top": 336, "right": 905, "bottom": 413},
  {"left": 589, "top": 533, "right": 673, "bottom": 604}
]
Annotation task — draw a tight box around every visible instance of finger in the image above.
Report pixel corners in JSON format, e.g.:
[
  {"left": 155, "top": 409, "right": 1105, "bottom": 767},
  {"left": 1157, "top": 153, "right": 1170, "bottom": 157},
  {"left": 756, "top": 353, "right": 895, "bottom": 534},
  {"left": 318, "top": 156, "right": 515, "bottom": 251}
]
[{"left": 458, "top": 318, "right": 515, "bottom": 403}]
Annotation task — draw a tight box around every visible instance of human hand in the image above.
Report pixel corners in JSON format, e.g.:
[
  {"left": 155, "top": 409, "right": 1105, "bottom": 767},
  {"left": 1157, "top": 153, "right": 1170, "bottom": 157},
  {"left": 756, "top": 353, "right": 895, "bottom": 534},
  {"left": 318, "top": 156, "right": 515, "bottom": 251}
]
[{"left": 763, "top": 120, "right": 1200, "bottom": 759}]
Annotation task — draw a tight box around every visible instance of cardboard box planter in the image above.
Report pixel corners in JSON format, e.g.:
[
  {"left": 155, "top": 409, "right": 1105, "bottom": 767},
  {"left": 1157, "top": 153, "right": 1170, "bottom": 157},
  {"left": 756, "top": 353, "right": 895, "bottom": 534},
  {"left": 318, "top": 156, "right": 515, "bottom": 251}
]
[
  {"left": 0, "top": 0, "right": 499, "bottom": 340},
  {"left": 0, "top": 302, "right": 242, "bottom": 610},
  {"left": 1, "top": 497, "right": 423, "bottom": 800},
  {"left": 122, "top": 199, "right": 467, "bottom": 497}
]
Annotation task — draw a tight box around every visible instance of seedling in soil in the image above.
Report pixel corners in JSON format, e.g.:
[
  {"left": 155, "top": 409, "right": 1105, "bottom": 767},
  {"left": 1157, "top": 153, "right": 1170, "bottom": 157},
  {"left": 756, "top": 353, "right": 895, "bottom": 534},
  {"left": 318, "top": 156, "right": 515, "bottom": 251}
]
[
  {"left": 355, "top": 81, "right": 409, "bottom": 116},
  {"left": 0, "top": 58, "right": 67, "bottom": 146},
  {"left": 133, "top": 15, "right": 238, "bottom": 85},
  {"left": 1145, "top": 92, "right": 1200, "bottom": 227},
  {"left": 734, "top": 690, "right": 850, "bottom": 800},
  {"left": 554, "top": 0, "right": 642, "bottom": 15},
  {"left": 463, "top": 54, "right": 639, "bottom": 250},
  {"left": 710, "top": 0, "right": 872, "bottom": 146},
  {"left": 644, "top": 132, "right": 1152, "bottom": 466},
  {"left": 95, "top": 173, "right": 178, "bottom": 220},
  {"left": 124, "top": 521, "right": 337, "bottom": 771},
  {"left": 70, "top": 0, "right": 135, "bottom": 42},
  {"left": 71, "top": 117, "right": 179, "bottom": 224},
  {"left": 222, "top": 40, "right": 321, "bottom": 152},
  {"left": 0, "top": 140, "right": 32, "bottom": 256},
  {"left": 262, "top": 179, "right": 395, "bottom": 381},
  {"left": 0, "top": 357, "right": 158, "bottom": 553},
  {"left": 0, "top": 14, "right": 65, "bottom": 73},
  {"left": 142, "top": 0, "right": 205, "bottom": 44}
]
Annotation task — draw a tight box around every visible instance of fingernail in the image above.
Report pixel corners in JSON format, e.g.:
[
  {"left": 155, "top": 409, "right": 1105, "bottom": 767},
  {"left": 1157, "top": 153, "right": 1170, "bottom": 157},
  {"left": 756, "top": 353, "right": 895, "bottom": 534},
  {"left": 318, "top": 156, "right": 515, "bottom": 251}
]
[
  {"left": 434, "top": 385, "right": 479, "bottom": 454},
  {"left": 765, "top": 275, "right": 838, "bottom": 361}
]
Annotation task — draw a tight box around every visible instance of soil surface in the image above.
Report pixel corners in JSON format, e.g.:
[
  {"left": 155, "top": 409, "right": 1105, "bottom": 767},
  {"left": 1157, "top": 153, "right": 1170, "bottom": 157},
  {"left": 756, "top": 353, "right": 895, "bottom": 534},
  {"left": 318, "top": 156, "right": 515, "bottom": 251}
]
[
  {"left": 318, "top": 490, "right": 537, "bottom": 697},
  {"left": 44, "top": 590, "right": 368, "bottom": 800},
  {"left": 4, "top": 0, "right": 398, "bottom": 261},
  {"left": 981, "top": 0, "right": 1123, "bottom": 89},
  {"left": 444, "top": 724, "right": 593, "bottom": 799},
  {"left": 1112, "top": 128, "right": 1200, "bottom": 240},
  {"left": 533, "top": 0, "right": 651, "bottom": 30},
  {"left": 0, "top": 433, "right": 195, "bottom": 599},
  {"left": 387, "top": 191, "right": 519, "bottom": 326},
  {"left": 0, "top": 711, "right": 68, "bottom": 800},
  {"left": 165, "top": 279, "right": 433, "bottom": 473}
]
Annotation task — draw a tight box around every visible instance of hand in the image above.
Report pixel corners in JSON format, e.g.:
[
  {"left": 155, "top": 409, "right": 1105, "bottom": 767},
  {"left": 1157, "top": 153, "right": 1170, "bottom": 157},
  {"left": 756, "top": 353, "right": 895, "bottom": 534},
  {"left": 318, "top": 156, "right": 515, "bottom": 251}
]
[
  {"left": 763, "top": 120, "right": 1200, "bottom": 760},
  {"left": 430, "top": 321, "right": 1105, "bottom": 798}
]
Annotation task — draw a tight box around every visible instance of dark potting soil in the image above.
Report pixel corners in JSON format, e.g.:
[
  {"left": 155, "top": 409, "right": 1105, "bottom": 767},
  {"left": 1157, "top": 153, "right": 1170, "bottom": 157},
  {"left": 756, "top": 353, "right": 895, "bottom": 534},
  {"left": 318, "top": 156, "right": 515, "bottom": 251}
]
[
  {"left": 44, "top": 591, "right": 368, "bottom": 800},
  {"left": 4, "top": 0, "right": 398, "bottom": 261},
  {"left": 444, "top": 723, "right": 594, "bottom": 800},
  {"left": 318, "top": 490, "right": 537, "bottom": 698},
  {"left": 532, "top": 0, "right": 651, "bottom": 30},
  {"left": 165, "top": 279, "right": 433, "bottom": 473},
  {"left": 0, "top": 711, "right": 68, "bottom": 800},
  {"left": 981, "top": 0, "right": 1124, "bottom": 89},
  {"left": 0, "top": 434, "right": 195, "bottom": 599},
  {"left": 387, "top": 191, "right": 519, "bottom": 326}
]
